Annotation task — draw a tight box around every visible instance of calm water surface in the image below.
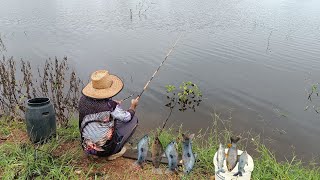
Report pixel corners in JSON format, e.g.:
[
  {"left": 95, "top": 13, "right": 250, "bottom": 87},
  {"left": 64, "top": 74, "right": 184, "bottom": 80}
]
[{"left": 1, "top": 0, "right": 320, "bottom": 160}]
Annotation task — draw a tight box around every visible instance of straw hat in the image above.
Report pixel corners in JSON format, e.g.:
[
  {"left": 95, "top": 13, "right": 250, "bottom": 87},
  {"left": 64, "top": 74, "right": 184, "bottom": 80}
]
[{"left": 82, "top": 70, "right": 123, "bottom": 99}]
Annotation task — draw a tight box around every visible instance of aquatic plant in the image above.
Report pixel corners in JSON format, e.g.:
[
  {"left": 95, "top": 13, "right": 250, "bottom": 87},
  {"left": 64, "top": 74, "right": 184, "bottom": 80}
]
[
  {"left": 158, "top": 81, "right": 202, "bottom": 135},
  {"left": 0, "top": 56, "right": 83, "bottom": 126},
  {"left": 0, "top": 34, "right": 6, "bottom": 52},
  {"left": 165, "top": 81, "right": 202, "bottom": 112},
  {"left": 304, "top": 80, "right": 320, "bottom": 114}
]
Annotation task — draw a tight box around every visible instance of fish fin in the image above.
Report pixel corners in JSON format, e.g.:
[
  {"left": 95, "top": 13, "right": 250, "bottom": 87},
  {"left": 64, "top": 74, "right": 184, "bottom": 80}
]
[
  {"left": 233, "top": 172, "right": 239, "bottom": 176},
  {"left": 230, "top": 136, "right": 240, "bottom": 143},
  {"left": 227, "top": 143, "right": 232, "bottom": 148},
  {"left": 239, "top": 171, "right": 243, "bottom": 176},
  {"left": 162, "top": 153, "right": 166, "bottom": 158},
  {"left": 194, "top": 153, "right": 198, "bottom": 159}
]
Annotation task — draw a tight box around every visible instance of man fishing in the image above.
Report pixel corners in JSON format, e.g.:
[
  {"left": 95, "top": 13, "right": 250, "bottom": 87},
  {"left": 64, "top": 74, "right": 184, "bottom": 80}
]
[
  {"left": 78, "top": 34, "right": 181, "bottom": 161},
  {"left": 79, "top": 70, "right": 139, "bottom": 160}
]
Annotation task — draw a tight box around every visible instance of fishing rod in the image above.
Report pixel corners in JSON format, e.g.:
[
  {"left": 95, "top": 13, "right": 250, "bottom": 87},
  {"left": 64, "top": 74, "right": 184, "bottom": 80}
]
[
  {"left": 137, "top": 33, "right": 183, "bottom": 100},
  {"left": 121, "top": 94, "right": 134, "bottom": 102}
]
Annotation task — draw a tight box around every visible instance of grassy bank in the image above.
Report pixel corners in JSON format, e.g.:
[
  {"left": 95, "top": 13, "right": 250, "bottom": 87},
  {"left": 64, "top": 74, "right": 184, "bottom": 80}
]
[{"left": 0, "top": 115, "right": 319, "bottom": 179}]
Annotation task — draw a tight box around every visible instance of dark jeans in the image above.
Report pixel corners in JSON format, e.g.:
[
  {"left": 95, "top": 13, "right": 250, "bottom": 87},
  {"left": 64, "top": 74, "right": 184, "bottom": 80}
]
[{"left": 112, "top": 116, "right": 138, "bottom": 154}]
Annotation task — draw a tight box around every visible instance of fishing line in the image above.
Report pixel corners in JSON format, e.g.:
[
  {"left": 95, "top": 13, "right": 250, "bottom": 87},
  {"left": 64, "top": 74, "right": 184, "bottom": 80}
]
[
  {"left": 137, "top": 33, "right": 183, "bottom": 100},
  {"left": 121, "top": 94, "right": 134, "bottom": 102}
]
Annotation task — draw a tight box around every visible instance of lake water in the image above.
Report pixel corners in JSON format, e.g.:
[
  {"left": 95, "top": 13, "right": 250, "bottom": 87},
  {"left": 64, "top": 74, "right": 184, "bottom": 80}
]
[{"left": 1, "top": 0, "right": 320, "bottom": 161}]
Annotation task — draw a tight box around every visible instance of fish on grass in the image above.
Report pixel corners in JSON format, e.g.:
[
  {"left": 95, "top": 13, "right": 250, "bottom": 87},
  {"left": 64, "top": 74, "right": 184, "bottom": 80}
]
[
  {"left": 134, "top": 134, "right": 149, "bottom": 168},
  {"left": 226, "top": 136, "right": 240, "bottom": 172},
  {"left": 234, "top": 151, "right": 248, "bottom": 176},
  {"left": 182, "top": 133, "right": 195, "bottom": 174},
  {"left": 165, "top": 141, "right": 178, "bottom": 174},
  {"left": 215, "top": 143, "right": 226, "bottom": 174},
  {"left": 151, "top": 135, "right": 164, "bottom": 174}
]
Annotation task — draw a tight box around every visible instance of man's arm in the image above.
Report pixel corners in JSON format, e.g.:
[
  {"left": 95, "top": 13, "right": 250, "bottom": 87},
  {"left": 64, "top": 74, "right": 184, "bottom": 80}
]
[{"left": 111, "top": 97, "right": 139, "bottom": 122}]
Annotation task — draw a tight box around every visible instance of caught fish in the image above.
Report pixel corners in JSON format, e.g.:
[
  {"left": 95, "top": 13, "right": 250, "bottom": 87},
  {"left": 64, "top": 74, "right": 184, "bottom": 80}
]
[
  {"left": 182, "top": 133, "right": 195, "bottom": 174},
  {"left": 234, "top": 151, "right": 248, "bottom": 176},
  {"left": 216, "top": 143, "right": 226, "bottom": 174},
  {"left": 226, "top": 136, "right": 240, "bottom": 172},
  {"left": 165, "top": 141, "right": 178, "bottom": 174},
  {"left": 135, "top": 135, "right": 149, "bottom": 168},
  {"left": 151, "top": 135, "right": 164, "bottom": 174}
]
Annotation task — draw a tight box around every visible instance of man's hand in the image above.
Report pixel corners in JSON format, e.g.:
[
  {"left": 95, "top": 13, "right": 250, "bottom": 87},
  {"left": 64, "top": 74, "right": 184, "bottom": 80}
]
[
  {"left": 131, "top": 97, "right": 139, "bottom": 107},
  {"left": 130, "top": 97, "right": 139, "bottom": 111}
]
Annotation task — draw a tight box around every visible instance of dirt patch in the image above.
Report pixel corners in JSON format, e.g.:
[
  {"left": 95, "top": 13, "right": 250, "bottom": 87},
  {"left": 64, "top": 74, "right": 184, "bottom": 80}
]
[
  {"left": 73, "top": 156, "right": 180, "bottom": 180},
  {"left": 1, "top": 128, "right": 29, "bottom": 144},
  {"left": 52, "top": 140, "right": 81, "bottom": 157}
]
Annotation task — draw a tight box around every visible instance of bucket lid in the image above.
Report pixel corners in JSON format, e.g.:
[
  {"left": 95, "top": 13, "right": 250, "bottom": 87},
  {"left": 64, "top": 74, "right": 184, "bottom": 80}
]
[{"left": 27, "top": 98, "right": 50, "bottom": 106}]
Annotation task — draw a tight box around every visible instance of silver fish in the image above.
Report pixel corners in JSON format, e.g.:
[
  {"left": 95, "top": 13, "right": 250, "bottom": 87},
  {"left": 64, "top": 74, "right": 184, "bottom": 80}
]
[
  {"left": 182, "top": 133, "right": 195, "bottom": 174},
  {"left": 135, "top": 135, "right": 149, "bottom": 168},
  {"left": 216, "top": 143, "right": 225, "bottom": 174},
  {"left": 226, "top": 136, "right": 240, "bottom": 172},
  {"left": 234, "top": 151, "right": 248, "bottom": 176},
  {"left": 165, "top": 141, "right": 178, "bottom": 174}
]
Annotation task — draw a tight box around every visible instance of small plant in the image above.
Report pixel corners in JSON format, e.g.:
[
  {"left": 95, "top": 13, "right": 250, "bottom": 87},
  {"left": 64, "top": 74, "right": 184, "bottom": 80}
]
[
  {"left": 158, "top": 81, "right": 202, "bottom": 135},
  {"left": 0, "top": 34, "right": 6, "bottom": 52},
  {"left": 305, "top": 82, "right": 320, "bottom": 113},
  {"left": 165, "top": 81, "right": 202, "bottom": 112},
  {"left": 0, "top": 56, "right": 83, "bottom": 126}
]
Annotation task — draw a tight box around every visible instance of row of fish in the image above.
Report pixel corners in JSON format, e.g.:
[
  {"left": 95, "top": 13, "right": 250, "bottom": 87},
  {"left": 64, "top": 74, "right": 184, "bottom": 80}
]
[
  {"left": 216, "top": 137, "right": 249, "bottom": 177},
  {"left": 134, "top": 133, "right": 196, "bottom": 175}
]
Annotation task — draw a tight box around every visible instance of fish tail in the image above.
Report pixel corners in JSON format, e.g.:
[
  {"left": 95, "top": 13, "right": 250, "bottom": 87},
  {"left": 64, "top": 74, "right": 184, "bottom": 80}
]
[
  {"left": 174, "top": 170, "right": 179, "bottom": 175},
  {"left": 230, "top": 136, "right": 240, "bottom": 143},
  {"left": 134, "top": 161, "right": 144, "bottom": 169}
]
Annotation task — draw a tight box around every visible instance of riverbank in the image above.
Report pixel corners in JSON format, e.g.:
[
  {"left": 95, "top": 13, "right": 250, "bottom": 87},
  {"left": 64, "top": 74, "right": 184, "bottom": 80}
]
[{"left": 0, "top": 115, "right": 319, "bottom": 179}]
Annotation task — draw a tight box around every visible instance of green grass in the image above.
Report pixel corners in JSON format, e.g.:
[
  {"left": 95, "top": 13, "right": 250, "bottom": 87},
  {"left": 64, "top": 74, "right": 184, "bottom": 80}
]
[
  {"left": 0, "top": 114, "right": 319, "bottom": 179},
  {"left": 0, "top": 118, "right": 79, "bottom": 179}
]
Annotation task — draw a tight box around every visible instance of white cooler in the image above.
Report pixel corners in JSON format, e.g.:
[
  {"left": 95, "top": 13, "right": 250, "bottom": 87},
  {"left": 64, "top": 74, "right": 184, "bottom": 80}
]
[{"left": 213, "top": 149, "right": 254, "bottom": 180}]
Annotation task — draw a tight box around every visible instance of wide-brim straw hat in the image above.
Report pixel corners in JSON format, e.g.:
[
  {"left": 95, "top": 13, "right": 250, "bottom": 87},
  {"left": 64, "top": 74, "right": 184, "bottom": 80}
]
[{"left": 82, "top": 70, "right": 123, "bottom": 99}]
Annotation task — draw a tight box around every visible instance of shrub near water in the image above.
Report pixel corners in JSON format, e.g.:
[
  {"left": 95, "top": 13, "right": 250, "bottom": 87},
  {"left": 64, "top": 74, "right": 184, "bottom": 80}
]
[{"left": 0, "top": 56, "right": 82, "bottom": 126}]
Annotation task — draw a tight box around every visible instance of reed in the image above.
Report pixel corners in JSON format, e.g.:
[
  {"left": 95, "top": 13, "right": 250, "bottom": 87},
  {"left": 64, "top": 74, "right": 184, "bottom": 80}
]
[{"left": 0, "top": 56, "right": 83, "bottom": 126}]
